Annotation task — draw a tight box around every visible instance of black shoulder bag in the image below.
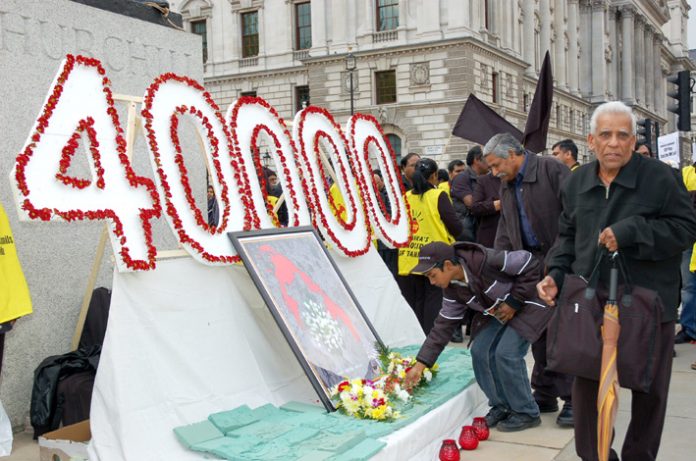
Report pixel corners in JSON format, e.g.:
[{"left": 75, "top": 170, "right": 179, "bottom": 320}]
[{"left": 546, "top": 250, "right": 662, "bottom": 393}]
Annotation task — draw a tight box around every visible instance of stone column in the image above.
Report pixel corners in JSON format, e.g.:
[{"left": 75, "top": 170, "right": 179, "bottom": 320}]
[
  {"left": 590, "top": 0, "right": 607, "bottom": 101},
  {"left": 607, "top": 6, "right": 617, "bottom": 98},
  {"left": 620, "top": 5, "right": 635, "bottom": 104},
  {"left": 310, "top": 0, "right": 327, "bottom": 54},
  {"left": 634, "top": 15, "right": 645, "bottom": 105},
  {"left": 499, "top": 0, "right": 511, "bottom": 49},
  {"left": 446, "top": 0, "right": 469, "bottom": 32},
  {"left": 654, "top": 35, "right": 664, "bottom": 114},
  {"left": 356, "top": 0, "right": 371, "bottom": 40},
  {"left": 231, "top": 11, "right": 241, "bottom": 59},
  {"left": 522, "top": 0, "right": 535, "bottom": 75},
  {"left": 579, "top": 0, "right": 593, "bottom": 97},
  {"left": 644, "top": 25, "right": 654, "bottom": 110},
  {"left": 471, "top": 0, "right": 482, "bottom": 33},
  {"left": 554, "top": 0, "right": 567, "bottom": 89},
  {"left": 540, "top": 0, "right": 551, "bottom": 56},
  {"left": 568, "top": 0, "right": 580, "bottom": 95}
]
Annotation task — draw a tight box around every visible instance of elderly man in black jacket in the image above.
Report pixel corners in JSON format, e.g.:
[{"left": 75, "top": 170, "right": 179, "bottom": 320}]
[
  {"left": 483, "top": 132, "right": 574, "bottom": 427},
  {"left": 404, "top": 241, "right": 552, "bottom": 432},
  {"left": 538, "top": 100, "right": 696, "bottom": 461}
]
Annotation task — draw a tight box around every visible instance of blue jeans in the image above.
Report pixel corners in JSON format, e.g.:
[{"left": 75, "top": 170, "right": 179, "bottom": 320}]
[
  {"left": 471, "top": 320, "right": 539, "bottom": 417},
  {"left": 680, "top": 248, "right": 696, "bottom": 338}
]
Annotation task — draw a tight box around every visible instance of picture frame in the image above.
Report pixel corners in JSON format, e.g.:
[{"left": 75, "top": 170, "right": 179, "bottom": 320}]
[{"left": 228, "top": 226, "right": 385, "bottom": 411}]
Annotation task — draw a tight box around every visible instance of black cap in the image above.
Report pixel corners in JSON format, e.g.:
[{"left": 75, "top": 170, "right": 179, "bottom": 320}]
[{"left": 411, "top": 241, "right": 455, "bottom": 274}]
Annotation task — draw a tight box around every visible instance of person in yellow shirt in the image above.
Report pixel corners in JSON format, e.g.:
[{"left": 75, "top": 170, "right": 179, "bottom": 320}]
[
  {"left": 0, "top": 202, "right": 33, "bottom": 375},
  {"left": 397, "top": 158, "right": 463, "bottom": 334},
  {"left": 437, "top": 169, "right": 450, "bottom": 195}
]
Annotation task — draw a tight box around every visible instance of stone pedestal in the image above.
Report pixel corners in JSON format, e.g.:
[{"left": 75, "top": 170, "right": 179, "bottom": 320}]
[{"left": 0, "top": 0, "right": 202, "bottom": 428}]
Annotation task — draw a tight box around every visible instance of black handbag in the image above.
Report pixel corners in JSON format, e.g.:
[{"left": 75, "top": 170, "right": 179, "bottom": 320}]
[
  {"left": 546, "top": 251, "right": 661, "bottom": 393},
  {"left": 546, "top": 254, "right": 604, "bottom": 381}
]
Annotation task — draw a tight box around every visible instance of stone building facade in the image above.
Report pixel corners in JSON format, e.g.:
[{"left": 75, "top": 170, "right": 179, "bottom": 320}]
[{"left": 172, "top": 0, "right": 693, "bottom": 165}]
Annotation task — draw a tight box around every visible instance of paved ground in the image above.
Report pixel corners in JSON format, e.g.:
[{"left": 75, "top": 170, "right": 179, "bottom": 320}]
[{"left": 5, "top": 342, "right": 695, "bottom": 460}]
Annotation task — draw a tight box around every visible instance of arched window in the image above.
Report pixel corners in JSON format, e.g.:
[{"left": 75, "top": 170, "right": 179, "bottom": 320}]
[{"left": 385, "top": 133, "right": 402, "bottom": 162}]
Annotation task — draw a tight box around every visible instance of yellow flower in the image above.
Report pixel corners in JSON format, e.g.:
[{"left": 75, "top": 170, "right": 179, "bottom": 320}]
[{"left": 367, "top": 405, "right": 387, "bottom": 420}]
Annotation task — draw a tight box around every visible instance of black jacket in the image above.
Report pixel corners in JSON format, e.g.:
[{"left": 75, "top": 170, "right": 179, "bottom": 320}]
[
  {"left": 547, "top": 154, "right": 696, "bottom": 322},
  {"left": 471, "top": 173, "right": 501, "bottom": 248},
  {"left": 495, "top": 154, "right": 570, "bottom": 259},
  {"left": 416, "top": 242, "right": 552, "bottom": 367}
]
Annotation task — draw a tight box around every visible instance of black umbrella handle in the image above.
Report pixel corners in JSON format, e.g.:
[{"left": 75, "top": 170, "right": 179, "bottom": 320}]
[{"left": 608, "top": 252, "right": 619, "bottom": 303}]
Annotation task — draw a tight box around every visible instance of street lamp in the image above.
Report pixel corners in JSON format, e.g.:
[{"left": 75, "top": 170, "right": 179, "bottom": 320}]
[{"left": 345, "top": 52, "right": 356, "bottom": 115}]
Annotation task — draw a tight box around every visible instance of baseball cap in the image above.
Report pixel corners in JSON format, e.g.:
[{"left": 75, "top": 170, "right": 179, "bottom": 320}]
[{"left": 411, "top": 241, "right": 455, "bottom": 274}]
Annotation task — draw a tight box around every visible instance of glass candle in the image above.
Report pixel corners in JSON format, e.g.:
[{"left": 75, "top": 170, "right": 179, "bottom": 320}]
[
  {"left": 439, "top": 439, "right": 461, "bottom": 461},
  {"left": 472, "top": 416, "right": 490, "bottom": 441},
  {"left": 459, "top": 425, "right": 479, "bottom": 450}
]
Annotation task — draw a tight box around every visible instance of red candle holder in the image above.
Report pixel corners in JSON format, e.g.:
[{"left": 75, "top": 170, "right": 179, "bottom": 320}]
[
  {"left": 439, "top": 439, "right": 461, "bottom": 461},
  {"left": 459, "top": 425, "right": 479, "bottom": 450},
  {"left": 472, "top": 416, "right": 490, "bottom": 441}
]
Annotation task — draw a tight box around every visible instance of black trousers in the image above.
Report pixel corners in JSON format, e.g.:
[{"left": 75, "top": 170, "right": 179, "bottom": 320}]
[
  {"left": 396, "top": 274, "right": 442, "bottom": 335},
  {"left": 573, "top": 321, "right": 675, "bottom": 461},
  {"left": 531, "top": 330, "right": 574, "bottom": 403}
]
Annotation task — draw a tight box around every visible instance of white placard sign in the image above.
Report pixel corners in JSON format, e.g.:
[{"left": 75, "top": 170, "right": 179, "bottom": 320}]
[
  {"left": 11, "top": 55, "right": 412, "bottom": 270},
  {"left": 657, "top": 132, "right": 680, "bottom": 167}
]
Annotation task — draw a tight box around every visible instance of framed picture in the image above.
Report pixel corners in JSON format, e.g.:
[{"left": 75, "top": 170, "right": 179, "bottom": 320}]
[{"left": 228, "top": 226, "right": 385, "bottom": 411}]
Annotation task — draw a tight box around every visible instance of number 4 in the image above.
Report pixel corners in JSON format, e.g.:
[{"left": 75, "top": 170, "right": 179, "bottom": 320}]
[{"left": 11, "top": 55, "right": 160, "bottom": 271}]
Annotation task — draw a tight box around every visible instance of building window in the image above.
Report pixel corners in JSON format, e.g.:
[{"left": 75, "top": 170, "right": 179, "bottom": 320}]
[
  {"left": 523, "top": 93, "right": 529, "bottom": 113},
  {"left": 295, "top": 85, "right": 310, "bottom": 112},
  {"left": 295, "top": 2, "right": 312, "bottom": 50},
  {"left": 484, "top": 0, "right": 490, "bottom": 30},
  {"left": 491, "top": 72, "right": 498, "bottom": 103},
  {"left": 376, "top": 0, "right": 399, "bottom": 31},
  {"left": 386, "top": 134, "right": 402, "bottom": 161},
  {"left": 556, "top": 104, "right": 561, "bottom": 128},
  {"left": 241, "top": 11, "right": 259, "bottom": 58},
  {"left": 240, "top": 90, "right": 257, "bottom": 97},
  {"left": 191, "top": 20, "right": 208, "bottom": 63},
  {"left": 375, "top": 70, "right": 396, "bottom": 105}
]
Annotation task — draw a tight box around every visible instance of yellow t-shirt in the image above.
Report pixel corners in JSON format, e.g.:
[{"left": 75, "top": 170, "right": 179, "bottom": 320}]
[
  {"left": 439, "top": 182, "right": 451, "bottom": 197},
  {"left": 682, "top": 166, "right": 696, "bottom": 192},
  {"left": 0, "top": 202, "right": 33, "bottom": 324},
  {"left": 398, "top": 188, "right": 455, "bottom": 275}
]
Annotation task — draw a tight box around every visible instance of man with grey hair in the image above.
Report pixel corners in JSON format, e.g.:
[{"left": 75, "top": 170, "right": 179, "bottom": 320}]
[
  {"left": 483, "top": 132, "right": 573, "bottom": 427},
  {"left": 538, "top": 100, "right": 696, "bottom": 460}
]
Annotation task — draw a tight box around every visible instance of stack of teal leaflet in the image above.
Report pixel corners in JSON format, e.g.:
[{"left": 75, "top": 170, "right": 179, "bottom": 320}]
[{"left": 174, "top": 346, "right": 475, "bottom": 460}]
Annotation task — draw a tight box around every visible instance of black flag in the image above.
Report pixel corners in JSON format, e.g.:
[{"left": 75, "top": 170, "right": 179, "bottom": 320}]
[
  {"left": 452, "top": 94, "right": 523, "bottom": 146},
  {"left": 522, "top": 51, "right": 553, "bottom": 153},
  {"left": 452, "top": 51, "right": 554, "bottom": 153}
]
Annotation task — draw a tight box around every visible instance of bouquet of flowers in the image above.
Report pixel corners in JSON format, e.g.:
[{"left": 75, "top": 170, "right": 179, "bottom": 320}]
[
  {"left": 379, "top": 348, "right": 439, "bottom": 392},
  {"left": 330, "top": 344, "right": 439, "bottom": 421},
  {"left": 331, "top": 378, "right": 399, "bottom": 421}
]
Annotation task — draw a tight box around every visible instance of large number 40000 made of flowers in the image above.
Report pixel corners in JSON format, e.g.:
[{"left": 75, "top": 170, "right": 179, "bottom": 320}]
[{"left": 11, "top": 55, "right": 411, "bottom": 271}]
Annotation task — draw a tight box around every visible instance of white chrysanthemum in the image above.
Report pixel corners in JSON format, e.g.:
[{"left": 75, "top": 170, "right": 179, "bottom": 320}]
[
  {"left": 341, "top": 397, "right": 361, "bottom": 415},
  {"left": 393, "top": 384, "right": 410, "bottom": 402},
  {"left": 301, "top": 299, "right": 344, "bottom": 352},
  {"left": 424, "top": 369, "right": 432, "bottom": 382}
]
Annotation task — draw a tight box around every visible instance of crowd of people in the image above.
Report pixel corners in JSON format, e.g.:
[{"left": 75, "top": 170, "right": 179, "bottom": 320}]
[
  {"left": 391, "top": 101, "right": 696, "bottom": 461},
  {"left": 198, "top": 102, "right": 696, "bottom": 459}
]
